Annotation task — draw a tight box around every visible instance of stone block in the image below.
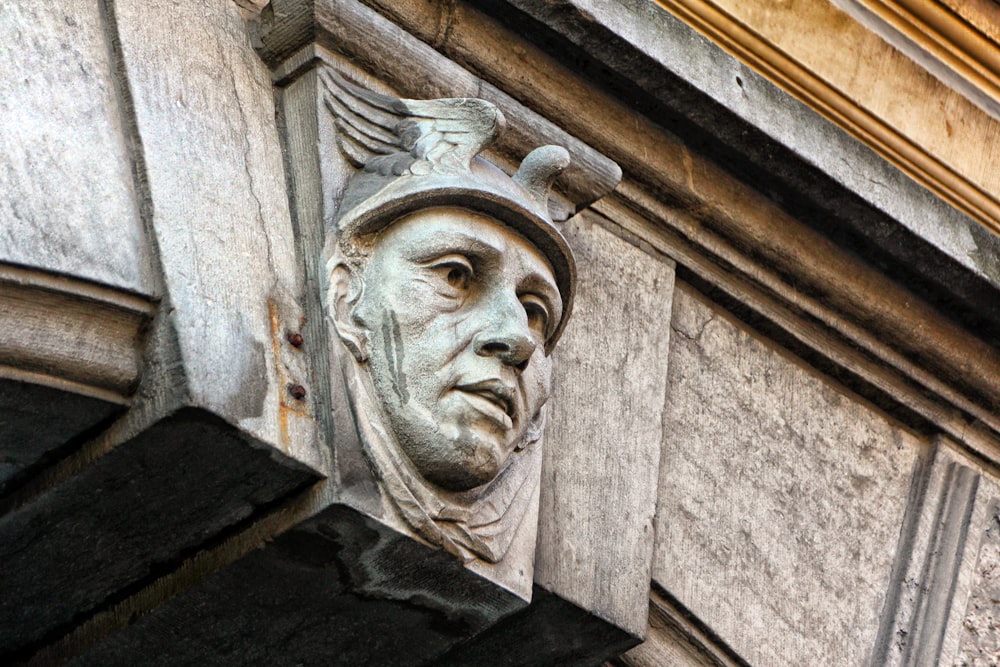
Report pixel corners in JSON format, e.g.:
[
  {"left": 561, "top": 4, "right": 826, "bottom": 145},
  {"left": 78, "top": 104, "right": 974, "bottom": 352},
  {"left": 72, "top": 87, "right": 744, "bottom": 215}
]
[
  {"left": 536, "top": 212, "right": 675, "bottom": 636},
  {"left": 652, "top": 283, "right": 923, "bottom": 666},
  {"left": 0, "top": 408, "right": 316, "bottom": 660},
  {"left": 64, "top": 504, "right": 524, "bottom": 666},
  {"left": 0, "top": 1, "right": 154, "bottom": 294},
  {"left": 113, "top": 0, "right": 322, "bottom": 470}
]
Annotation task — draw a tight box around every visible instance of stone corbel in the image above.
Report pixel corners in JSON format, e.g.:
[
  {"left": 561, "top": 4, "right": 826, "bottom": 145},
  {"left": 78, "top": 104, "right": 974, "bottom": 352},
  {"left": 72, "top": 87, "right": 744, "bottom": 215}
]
[
  {"left": 238, "top": 2, "right": 674, "bottom": 664},
  {"left": 58, "top": 60, "right": 594, "bottom": 667},
  {"left": 9, "top": 2, "right": 681, "bottom": 664}
]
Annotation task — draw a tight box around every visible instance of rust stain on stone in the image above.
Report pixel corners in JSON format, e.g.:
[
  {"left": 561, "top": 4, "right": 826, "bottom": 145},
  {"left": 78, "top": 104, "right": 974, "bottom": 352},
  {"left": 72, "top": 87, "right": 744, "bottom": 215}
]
[{"left": 268, "top": 300, "right": 310, "bottom": 451}]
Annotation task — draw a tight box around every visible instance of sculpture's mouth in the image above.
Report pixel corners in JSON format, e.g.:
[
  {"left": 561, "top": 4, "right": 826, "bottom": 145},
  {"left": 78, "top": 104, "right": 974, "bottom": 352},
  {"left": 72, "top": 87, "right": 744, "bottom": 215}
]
[{"left": 454, "top": 379, "right": 515, "bottom": 428}]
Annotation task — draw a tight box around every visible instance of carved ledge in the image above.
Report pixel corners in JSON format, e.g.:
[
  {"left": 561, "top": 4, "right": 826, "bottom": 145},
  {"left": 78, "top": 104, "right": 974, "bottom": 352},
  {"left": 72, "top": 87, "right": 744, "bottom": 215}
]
[
  {"left": 0, "top": 263, "right": 153, "bottom": 400},
  {"left": 0, "top": 263, "right": 154, "bottom": 489},
  {"left": 650, "top": 0, "right": 1000, "bottom": 239}
]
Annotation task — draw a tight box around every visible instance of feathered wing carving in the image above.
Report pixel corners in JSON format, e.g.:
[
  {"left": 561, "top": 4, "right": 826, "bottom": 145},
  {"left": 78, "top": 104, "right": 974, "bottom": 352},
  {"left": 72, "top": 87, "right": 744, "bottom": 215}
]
[
  {"left": 319, "top": 67, "right": 505, "bottom": 176},
  {"left": 318, "top": 67, "right": 402, "bottom": 169}
]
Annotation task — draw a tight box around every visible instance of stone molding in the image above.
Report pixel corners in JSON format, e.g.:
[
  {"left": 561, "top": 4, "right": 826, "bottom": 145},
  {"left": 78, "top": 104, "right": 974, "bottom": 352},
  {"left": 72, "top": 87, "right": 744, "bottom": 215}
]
[
  {"left": 652, "top": 0, "right": 1000, "bottom": 239},
  {"left": 873, "top": 439, "right": 1000, "bottom": 666},
  {"left": 0, "top": 263, "right": 153, "bottom": 402},
  {"left": 0, "top": 263, "right": 154, "bottom": 490},
  {"left": 832, "top": 0, "right": 1000, "bottom": 120}
]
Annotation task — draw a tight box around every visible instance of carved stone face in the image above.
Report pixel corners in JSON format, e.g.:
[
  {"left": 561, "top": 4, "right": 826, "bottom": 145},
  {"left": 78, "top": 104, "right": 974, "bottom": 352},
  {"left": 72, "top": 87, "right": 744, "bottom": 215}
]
[{"left": 343, "top": 206, "right": 562, "bottom": 492}]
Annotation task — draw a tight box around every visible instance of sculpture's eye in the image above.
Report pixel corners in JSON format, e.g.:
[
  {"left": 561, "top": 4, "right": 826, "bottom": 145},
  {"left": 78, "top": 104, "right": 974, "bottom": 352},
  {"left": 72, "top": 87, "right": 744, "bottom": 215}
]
[
  {"left": 521, "top": 294, "right": 551, "bottom": 340},
  {"left": 446, "top": 264, "right": 471, "bottom": 290},
  {"left": 427, "top": 255, "right": 473, "bottom": 296}
]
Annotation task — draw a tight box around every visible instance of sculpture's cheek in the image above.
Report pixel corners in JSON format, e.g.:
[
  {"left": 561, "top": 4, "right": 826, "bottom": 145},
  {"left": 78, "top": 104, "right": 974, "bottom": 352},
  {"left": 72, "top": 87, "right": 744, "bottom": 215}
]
[{"left": 521, "top": 350, "right": 553, "bottom": 415}]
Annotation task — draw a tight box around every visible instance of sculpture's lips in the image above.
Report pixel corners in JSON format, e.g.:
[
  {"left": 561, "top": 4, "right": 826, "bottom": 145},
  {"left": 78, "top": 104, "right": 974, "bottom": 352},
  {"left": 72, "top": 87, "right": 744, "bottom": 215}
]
[{"left": 454, "top": 380, "right": 515, "bottom": 428}]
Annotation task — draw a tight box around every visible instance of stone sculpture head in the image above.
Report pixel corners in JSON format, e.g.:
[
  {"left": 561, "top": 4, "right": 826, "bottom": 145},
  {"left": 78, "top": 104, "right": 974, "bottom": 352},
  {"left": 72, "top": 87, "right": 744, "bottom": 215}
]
[
  {"left": 330, "top": 205, "right": 563, "bottom": 490},
  {"left": 321, "top": 68, "right": 574, "bottom": 563}
]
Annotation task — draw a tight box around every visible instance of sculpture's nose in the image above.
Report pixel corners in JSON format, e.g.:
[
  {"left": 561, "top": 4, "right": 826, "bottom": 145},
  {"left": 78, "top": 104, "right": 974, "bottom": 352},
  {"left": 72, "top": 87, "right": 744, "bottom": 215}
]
[{"left": 473, "top": 294, "right": 536, "bottom": 371}]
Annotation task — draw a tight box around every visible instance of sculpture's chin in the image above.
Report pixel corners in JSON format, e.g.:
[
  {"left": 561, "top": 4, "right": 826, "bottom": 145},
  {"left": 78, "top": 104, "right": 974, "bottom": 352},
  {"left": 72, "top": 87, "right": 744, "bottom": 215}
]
[
  {"left": 420, "top": 457, "right": 501, "bottom": 492},
  {"left": 400, "top": 431, "right": 512, "bottom": 493}
]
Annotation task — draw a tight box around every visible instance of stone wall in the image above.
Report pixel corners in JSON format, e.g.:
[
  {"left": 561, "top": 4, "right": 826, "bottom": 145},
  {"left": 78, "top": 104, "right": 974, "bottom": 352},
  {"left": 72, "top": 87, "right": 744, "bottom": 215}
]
[
  {"left": 654, "top": 283, "right": 923, "bottom": 666},
  {"left": 1, "top": 1, "right": 999, "bottom": 665}
]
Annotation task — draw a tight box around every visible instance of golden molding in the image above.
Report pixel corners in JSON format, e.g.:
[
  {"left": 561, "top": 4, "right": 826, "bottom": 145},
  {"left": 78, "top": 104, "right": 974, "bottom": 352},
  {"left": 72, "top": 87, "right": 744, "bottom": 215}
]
[
  {"left": 653, "top": 0, "right": 1000, "bottom": 239},
  {"left": 848, "top": 0, "right": 1000, "bottom": 105},
  {"left": 833, "top": 0, "right": 1000, "bottom": 123}
]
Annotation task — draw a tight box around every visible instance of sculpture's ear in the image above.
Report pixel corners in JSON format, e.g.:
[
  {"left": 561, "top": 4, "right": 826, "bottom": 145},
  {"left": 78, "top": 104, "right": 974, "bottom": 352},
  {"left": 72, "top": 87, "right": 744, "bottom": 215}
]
[{"left": 329, "top": 262, "right": 368, "bottom": 363}]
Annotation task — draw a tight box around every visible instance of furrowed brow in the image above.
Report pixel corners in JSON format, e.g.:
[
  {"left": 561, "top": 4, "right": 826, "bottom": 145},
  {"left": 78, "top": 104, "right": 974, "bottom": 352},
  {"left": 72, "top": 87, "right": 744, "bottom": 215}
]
[{"left": 405, "top": 232, "right": 505, "bottom": 262}]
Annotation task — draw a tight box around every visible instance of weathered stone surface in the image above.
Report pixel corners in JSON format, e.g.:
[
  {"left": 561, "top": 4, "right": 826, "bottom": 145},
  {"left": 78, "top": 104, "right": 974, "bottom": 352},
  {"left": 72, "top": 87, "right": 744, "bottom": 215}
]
[
  {"left": 536, "top": 211, "right": 675, "bottom": 636},
  {"left": 874, "top": 442, "right": 985, "bottom": 667},
  {"left": 67, "top": 504, "right": 523, "bottom": 666},
  {"left": 652, "top": 283, "right": 922, "bottom": 666},
  {"left": 0, "top": 408, "right": 316, "bottom": 661},
  {"left": 114, "top": 0, "right": 322, "bottom": 471},
  {"left": 936, "top": 463, "right": 1000, "bottom": 665},
  {"left": 954, "top": 501, "right": 1000, "bottom": 666},
  {"left": 496, "top": 0, "right": 1000, "bottom": 343},
  {"left": 0, "top": 2, "right": 154, "bottom": 295},
  {"left": 0, "top": 265, "right": 153, "bottom": 488}
]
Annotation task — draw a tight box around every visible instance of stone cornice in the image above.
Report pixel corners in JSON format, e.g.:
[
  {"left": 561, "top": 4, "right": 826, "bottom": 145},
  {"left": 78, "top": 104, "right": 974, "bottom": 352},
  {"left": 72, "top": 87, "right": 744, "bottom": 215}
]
[
  {"left": 834, "top": 0, "right": 1000, "bottom": 119},
  {"left": 653, "top": 0, "right": 1000, "bottom": 240},
  {"left": 0, "top": 263, "right": 154, "bottom": 402}
]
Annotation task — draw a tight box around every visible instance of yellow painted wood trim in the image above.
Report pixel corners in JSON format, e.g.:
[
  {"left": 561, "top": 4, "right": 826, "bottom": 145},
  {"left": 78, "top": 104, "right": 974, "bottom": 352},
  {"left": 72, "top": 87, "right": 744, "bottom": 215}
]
[
  {"left": 889, "top": 0, "right": 1000, "bottom": 81},
  {"left": 839, "top": 0, "right": 1000, "bottom": 113},
  {"left": 653, "top": 0, "right": 1000, "bottom": 238}
]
